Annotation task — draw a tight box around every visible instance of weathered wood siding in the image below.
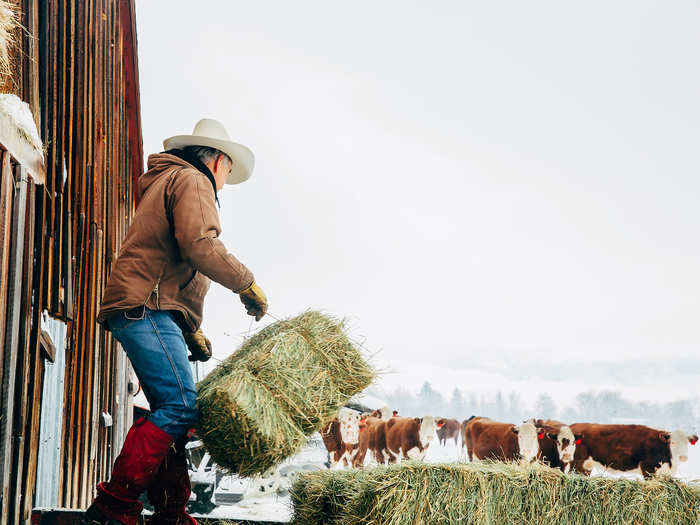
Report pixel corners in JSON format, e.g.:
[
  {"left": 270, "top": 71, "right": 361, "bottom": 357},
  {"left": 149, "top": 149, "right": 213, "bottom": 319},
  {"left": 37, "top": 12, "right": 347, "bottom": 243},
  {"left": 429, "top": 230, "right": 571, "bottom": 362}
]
[{"left": 0, "top": 1, "right": 142, "bottom": 523}]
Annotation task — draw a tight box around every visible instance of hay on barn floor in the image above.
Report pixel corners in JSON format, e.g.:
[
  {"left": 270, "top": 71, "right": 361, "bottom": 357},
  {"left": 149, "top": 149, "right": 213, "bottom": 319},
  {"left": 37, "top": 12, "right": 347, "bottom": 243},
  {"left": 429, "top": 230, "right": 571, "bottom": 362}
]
[
  {"left": 290, "top": 461, "right": 700, "bottom": 525},
  {"left": 196, "top": 310, "right": 375, "bottom": 477}
]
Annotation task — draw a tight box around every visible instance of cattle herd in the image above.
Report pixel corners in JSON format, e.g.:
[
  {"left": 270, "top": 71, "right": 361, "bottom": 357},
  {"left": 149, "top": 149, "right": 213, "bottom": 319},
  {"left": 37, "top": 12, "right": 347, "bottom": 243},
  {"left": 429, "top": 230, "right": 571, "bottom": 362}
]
[{"left": 321, "top": 408, "right": 699, "bottom": 479}]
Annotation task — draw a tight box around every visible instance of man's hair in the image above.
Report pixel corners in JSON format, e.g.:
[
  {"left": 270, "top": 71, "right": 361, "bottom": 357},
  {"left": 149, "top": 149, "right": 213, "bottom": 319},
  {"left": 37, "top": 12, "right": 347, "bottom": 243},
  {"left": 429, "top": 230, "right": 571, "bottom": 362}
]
[{"left": 183, "top": 145, "right": 232, "bottom": 166}]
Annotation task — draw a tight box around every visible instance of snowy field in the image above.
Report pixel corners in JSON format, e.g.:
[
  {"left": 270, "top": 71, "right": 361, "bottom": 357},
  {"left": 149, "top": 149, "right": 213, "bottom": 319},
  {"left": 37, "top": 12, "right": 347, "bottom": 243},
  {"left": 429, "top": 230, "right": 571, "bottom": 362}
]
[{"left": 202, "top": 435, "right": 700, "bottom": 522}]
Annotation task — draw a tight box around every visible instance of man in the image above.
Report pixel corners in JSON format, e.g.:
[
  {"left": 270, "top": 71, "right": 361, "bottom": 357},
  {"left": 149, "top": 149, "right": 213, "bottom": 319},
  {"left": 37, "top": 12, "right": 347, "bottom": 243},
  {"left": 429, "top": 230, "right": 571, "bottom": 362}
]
[{"left": 83, "top": 119, "right": 268, "bottom": 525}]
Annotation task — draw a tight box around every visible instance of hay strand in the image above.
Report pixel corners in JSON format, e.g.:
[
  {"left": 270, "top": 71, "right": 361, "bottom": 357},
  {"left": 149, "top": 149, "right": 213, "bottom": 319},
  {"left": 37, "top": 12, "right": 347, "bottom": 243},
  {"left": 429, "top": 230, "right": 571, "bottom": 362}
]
[{"left": 0, "top": 0, "right": 17, "bottom": 81}]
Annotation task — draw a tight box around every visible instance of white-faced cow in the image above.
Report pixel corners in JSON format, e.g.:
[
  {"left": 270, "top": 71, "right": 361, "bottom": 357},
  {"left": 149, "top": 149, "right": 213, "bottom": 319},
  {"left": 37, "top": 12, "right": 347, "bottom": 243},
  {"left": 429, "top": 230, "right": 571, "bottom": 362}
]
[
  {"left": 320, "top": 408, "right": 361, "bottom": 468},
  {"left": 385, "top": 416, "right": 437, "bottom": 461},
  {"left": 570, "top": 423, "right": 699, "bottom": 478},
  {"left": 463, "top": 417, "right": 543, "bottom": 464},
  {"left": 534, "top": 419, "right": 582, "bottom": 473},
  {"left": 436, "top": 418, "right": 461, "bottom": 446}
]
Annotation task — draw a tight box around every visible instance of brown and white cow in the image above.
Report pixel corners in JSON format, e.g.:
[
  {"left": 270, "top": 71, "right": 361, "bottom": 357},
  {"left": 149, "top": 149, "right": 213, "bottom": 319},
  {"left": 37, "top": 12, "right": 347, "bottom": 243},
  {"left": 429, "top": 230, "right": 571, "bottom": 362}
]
[
  {"left": 463, "top": 416, "right": 542, "bottom": 464},
  {"left": 534, "top": 419, "right": 582, "bottom": 473},
  {"left": 436, "top": 418, "right": 461, "bottom": 446},
  {"left": 353, "top": 416, "right": 390, "bottom": 467},
  {"left": 320, "top": 408, "right": 361, "bottom": 468},
  {"left": 366, "top": 405, "right": 392, "bottom": 420},
  {"left": 385, "top": 416, "right": 438, "bottom": 461},
  {"left": 570, "top": 423, "right": 699, "bottom": 478}
]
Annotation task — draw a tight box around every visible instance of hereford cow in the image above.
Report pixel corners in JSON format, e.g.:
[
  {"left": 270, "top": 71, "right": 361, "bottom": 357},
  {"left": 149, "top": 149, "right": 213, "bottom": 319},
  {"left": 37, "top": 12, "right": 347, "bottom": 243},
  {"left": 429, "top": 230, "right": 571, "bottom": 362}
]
[
  {"left": 570, "top": 423, "right": 698, "bottom": 478},
  {"left": 385, "top": 416, "right": 437, "bottom": 461},
  {"left": 534, "top": 419, "right": 582, "bottom": 473},
  {"left": 320, "top": 408, "right": 361, "bottom": 468},
  {"left": 353, "top": 416, "right": 390, "bottom": 467},
  {"left": 367, "top": 406, "right": 392, "bottom": 420},
  {"left": 463, "top": 417, "right": 542, "bottom": 464},
  {"left": 436, "top": 418, "right": 461, "bottom": 446}
]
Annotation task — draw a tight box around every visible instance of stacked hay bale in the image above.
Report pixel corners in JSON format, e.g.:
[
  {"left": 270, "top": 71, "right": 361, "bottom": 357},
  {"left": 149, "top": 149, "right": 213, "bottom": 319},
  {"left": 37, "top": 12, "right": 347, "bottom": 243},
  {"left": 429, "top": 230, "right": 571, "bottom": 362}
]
[
  {"left": 196, "top": 311, "right": 375, "bottom": 477},
  {"left": 290, "top": 462, "right": 700, "bottom": 525}
]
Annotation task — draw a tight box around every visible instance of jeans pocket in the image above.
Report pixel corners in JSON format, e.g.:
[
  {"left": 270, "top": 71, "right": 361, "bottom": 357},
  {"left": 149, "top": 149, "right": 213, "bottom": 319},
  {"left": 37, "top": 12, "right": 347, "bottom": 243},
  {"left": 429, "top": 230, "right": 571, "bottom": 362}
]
[{"left": 109, "top": 307, "right": 147, "bottom": 332}]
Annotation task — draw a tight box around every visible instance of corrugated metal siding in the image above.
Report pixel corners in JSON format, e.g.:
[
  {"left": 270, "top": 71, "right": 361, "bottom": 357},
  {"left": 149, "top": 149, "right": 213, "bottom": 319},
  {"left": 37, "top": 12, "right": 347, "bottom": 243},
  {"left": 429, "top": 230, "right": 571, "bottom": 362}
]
[{"left": 35, "top": 314, "right": 67, "bottom": 509}]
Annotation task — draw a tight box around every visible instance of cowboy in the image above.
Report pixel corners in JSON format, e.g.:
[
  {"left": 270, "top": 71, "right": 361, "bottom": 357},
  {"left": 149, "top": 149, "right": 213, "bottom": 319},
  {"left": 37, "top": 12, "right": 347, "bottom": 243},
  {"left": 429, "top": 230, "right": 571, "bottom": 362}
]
[{"left": 83, "top": 119, "right": 268, "bottom": 525}]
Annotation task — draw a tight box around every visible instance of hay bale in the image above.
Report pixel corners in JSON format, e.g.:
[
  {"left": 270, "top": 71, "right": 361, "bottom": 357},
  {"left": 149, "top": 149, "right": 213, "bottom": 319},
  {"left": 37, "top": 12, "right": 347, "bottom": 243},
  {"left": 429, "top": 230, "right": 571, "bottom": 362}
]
[
  {"left": 290, "top": 462, "right": 700, "bottom": 525},
  {"left": 196, "top": 311, "right": 375, "bottom": 477}
]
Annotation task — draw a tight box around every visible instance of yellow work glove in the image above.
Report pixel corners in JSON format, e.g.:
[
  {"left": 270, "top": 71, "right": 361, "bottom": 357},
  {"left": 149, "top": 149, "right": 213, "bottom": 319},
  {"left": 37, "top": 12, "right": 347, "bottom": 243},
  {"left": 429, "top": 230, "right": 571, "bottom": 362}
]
[
  {"left": 184, "top": 329, "right": 212, "bottom": 362},
  {"left": 238, "top": 281, "right": 268, "bottom": 321}
]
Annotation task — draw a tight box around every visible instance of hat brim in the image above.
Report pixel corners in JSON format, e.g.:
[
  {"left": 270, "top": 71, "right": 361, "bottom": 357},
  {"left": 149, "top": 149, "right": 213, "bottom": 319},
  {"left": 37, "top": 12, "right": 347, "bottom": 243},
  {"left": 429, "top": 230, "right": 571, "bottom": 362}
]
[{"left": 162, "top": 135, "right": 255, "bottom": 185}]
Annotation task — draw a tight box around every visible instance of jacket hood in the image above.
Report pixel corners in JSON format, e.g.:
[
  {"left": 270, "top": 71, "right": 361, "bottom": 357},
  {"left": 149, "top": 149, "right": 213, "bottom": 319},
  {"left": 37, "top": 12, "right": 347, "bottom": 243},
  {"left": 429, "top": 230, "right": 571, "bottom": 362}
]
[{"left": 140, "top": 153, "right": 195, "bottom": 195}]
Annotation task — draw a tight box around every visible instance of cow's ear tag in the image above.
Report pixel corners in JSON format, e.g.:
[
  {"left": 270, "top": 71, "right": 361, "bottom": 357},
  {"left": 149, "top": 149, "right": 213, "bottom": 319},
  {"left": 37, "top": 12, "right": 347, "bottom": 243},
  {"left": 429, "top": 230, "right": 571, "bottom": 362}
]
[
  {"left": 575, "top": 439, "right": 582, "bottom": 445},
  {"left": 691, "top": 439, "right": 697, "bottom": 445},
  {"left": 538, "top": 432, "right": 545, "bottom": 440}
]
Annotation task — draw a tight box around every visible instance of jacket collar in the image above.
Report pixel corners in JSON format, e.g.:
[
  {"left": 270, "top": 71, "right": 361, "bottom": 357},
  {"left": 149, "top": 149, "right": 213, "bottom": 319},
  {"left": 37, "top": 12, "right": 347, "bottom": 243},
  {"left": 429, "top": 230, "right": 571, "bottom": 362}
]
[{"left": 163, "top": 148, "right": 219, "bottom": 206}]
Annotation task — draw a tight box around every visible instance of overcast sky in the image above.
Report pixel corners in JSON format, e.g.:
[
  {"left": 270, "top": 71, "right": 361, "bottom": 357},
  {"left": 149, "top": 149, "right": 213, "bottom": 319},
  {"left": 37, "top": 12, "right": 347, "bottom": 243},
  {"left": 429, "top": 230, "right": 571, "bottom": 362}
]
[{"left": 135, "top": 1, "right": 700, "bottom": 406}]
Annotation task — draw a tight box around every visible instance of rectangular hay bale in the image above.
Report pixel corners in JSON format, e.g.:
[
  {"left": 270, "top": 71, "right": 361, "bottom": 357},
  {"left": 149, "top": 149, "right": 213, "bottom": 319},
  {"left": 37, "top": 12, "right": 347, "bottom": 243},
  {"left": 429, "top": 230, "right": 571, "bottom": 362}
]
[
  {"left": 290, "top": 462, "right": 700, "bottom": 525},
  {"left": 196, "top": 310, "right": 375, "bottom": 476}
]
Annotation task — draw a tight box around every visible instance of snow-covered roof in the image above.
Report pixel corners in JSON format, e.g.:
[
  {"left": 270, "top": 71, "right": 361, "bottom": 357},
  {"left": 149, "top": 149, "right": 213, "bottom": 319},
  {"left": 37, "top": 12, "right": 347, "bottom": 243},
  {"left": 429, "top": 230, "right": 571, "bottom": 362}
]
[{"left": 0, "top": 94, "right": 45, "bottom": 183}]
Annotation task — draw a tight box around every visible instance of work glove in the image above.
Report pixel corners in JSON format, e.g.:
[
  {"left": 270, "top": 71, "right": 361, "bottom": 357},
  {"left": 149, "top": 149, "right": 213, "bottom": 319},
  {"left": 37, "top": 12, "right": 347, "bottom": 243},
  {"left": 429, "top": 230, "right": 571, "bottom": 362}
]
[
  {"left": 239, "top": 281, "right": 268, "bottom": 321},
  {"left": 184, "top": 329, "right": 212, "bottom": 362}
]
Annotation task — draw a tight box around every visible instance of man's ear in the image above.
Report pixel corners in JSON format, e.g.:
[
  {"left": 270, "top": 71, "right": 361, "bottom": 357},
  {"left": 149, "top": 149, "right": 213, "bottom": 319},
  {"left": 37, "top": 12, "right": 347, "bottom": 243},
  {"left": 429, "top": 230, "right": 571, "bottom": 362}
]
[{"left": 215, "top": 153, "right": 227, "bottom": 173}]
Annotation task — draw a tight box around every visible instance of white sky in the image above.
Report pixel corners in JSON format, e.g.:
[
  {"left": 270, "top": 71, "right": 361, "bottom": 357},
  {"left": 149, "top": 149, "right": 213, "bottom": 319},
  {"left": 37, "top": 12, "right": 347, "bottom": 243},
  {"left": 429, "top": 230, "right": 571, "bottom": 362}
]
[{"left": 135, "top": 1, "right": 700, "bottom": 406}]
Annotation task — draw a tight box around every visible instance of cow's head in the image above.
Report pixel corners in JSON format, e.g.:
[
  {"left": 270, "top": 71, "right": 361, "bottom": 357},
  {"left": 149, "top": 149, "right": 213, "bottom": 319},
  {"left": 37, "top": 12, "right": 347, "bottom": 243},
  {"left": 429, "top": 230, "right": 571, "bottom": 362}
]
[
  {"left": 514, "top": 419, "right": 541, "bottom": 463},
  {"left": 359, "top": 418, "right": 367, "bottom": 433},
  {"left": 546, "top": 426, "right": 581, "bottom": 464},
  {"left": 436, "top": 418, "right": 446, "bottom": 430},
  {"left": 417, "top": 415, "right": 437, "bottom": 446},
  {"left": 338, "top": 409, "right": 361, "bottom": 445},
  {"left": 666, "top": 429, "right": 697, "bottom": 464}
]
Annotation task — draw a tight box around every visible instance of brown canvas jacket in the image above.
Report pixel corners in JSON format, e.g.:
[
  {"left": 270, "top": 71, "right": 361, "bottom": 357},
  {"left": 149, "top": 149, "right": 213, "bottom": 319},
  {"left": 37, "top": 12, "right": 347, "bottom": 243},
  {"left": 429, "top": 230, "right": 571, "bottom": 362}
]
[{"left": 98, "top": 153, "right": 254, "bottom": 331}]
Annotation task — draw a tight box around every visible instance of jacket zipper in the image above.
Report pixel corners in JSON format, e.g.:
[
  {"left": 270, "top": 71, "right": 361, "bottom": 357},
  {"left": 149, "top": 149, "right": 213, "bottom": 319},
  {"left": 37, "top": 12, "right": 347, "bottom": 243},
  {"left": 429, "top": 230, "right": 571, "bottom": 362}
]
[
  {"left": 147, "top": 267, "right": 165, "bottom": 310},
  {"left": 152, "top": 280, "right": 161, "bottom": 309}
]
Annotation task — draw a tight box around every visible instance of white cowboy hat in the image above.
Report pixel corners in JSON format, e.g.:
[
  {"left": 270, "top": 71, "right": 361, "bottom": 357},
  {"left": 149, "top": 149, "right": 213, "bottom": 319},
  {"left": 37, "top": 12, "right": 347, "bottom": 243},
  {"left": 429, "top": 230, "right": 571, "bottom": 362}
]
[{"left": 163, "top": 118, "right": 254, "bottom": 185}]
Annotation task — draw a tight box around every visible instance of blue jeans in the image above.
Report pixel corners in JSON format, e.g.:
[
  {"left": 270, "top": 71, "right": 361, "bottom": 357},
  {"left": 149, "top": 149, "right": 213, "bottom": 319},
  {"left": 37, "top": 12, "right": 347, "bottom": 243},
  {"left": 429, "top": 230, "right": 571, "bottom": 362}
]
[{"left": 108, "top": 308, "right": 198, "bottom": 439}]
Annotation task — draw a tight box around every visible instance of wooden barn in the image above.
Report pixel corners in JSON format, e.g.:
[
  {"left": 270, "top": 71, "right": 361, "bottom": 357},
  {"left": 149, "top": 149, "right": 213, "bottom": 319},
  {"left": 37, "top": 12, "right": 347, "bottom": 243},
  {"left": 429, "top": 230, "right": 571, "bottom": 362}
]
[{"left": 0, "top": 1, "right": 142, "bottom": 523}]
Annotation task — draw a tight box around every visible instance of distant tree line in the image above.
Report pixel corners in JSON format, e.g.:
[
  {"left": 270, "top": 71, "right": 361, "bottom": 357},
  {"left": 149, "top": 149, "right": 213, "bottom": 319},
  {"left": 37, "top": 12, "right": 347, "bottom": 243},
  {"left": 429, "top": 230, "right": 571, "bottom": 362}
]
[{"left": 379, "top": 382, "right": 699, "bottom": 434}]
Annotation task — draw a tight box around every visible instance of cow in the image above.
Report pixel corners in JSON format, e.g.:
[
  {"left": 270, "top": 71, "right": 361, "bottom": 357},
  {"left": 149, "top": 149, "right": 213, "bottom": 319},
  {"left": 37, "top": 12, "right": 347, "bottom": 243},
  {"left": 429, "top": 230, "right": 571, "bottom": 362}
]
[
  {"left": 570, "top": 423, "right": 698, "bottom": 478},
  {"left": 436, "top": 418, "right": 461, "bottom": 446},
  {"left": 367, "top": 406, "right": 392, "bottom": 420},
  {"left": 353, "top": 416, "right": 390, "bottom": 467},
  {"left": 384, "top": 416, "right": 437, "bottom": 461},
  {"left": 463, "top": 417, "right": 542, "bottom": 464},
  {"left": 320, "top": 408, "right": 361, "bottom": 468},
  {"left": 534, "top": 419, "right": 582, "bottom": 473}
]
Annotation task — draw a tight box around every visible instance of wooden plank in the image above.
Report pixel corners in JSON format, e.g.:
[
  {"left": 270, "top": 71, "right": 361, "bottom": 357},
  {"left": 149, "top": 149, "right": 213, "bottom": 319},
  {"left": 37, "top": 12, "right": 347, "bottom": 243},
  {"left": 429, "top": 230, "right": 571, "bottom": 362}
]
[
  {"left": 45, "top": 0, "right": 58, "bottom": 311},
  {"left": 0, "top": 152, "right": 14, "bottom": 394},
  {"left": 13, "top": 176, "right": 35, "bottom": 523},
  {"left": 21, "top": 322, "right": 45, "bottom": 523},
  {"left": 0, "top": 166, "right": 27, "bottom": 525}
]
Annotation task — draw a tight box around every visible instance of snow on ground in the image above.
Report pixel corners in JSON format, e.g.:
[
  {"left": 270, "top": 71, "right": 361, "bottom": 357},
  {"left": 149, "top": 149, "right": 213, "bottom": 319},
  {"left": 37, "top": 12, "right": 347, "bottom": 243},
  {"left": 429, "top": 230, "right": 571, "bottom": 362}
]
[{"left": 206, "top": 495, "right": 293, "bottom": 522}]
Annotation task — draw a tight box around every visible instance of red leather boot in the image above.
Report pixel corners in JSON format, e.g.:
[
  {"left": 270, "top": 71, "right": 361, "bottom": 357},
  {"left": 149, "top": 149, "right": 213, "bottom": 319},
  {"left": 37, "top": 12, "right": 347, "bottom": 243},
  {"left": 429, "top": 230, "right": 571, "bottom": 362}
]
[
  {"left": 86, "top": 417, "right": 174, "bottom": 525},
  {"left": 146, "top": 438, "right": 197, "bottom": 525}
]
